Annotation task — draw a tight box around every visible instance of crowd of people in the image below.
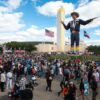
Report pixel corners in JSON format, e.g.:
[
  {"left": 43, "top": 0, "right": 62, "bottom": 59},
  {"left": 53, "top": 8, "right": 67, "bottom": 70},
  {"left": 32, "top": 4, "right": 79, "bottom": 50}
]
[
  {"left": 0, "top": 53, "right": 100, "bottom": 100},
  {"left": 57, "top": 60, "right": 99, "bottom": 100}
]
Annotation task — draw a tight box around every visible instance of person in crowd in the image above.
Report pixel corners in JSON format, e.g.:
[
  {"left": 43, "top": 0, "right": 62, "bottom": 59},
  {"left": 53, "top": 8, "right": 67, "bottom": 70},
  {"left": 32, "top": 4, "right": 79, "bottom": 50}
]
[
  {"left": 0, "top": 70, "right": 6, "bottom": 92},
  {"left": 58, "top": 76, "right": 68, "bottom": 96},
  {"left": 93, "top": 69, "right": 100, "bottom": 83},
  {"left": 68, "top": 82, "right": 77, "bottom": 100},
  {"left": 79, "top": 78, "right": 85, "bottom": 100},
  {"left": 6, "top": 71, "right": 13, "bottom": 90},
  {"left": 75, "top": 67, "right": 81, "bottom": 83},
  {"left": 88, "top": 68, "right": 93, "bottom": 85},
  {"left": 12, "top": 81, "right": 20, "bottom": 100},
  {"left": 19, "top": 75, "right": 27, "bottom": 90},
  {"left": 83, "top": 71, "right": 88, "bottom": 82},
  {"left": 20, "top": 84, "right": 33, "bottom": 100},
  {"left": 63, "top": 83, "right": 69, "bottom": 100},
  {"left": 0, "top": 64, "right": 3, "bottom": 74},
  {"left": 45, "top": 69, "right": 53, "bottom": 92},
  {"left": 91, "top": 76, "right": 98, "bottom": 100}
]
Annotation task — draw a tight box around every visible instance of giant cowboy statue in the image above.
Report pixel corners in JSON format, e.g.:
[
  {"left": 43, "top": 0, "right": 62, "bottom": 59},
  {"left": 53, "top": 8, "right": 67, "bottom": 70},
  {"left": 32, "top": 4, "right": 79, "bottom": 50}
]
[{"left": 61, "top": 12, "right": 96, "bottom": 54}]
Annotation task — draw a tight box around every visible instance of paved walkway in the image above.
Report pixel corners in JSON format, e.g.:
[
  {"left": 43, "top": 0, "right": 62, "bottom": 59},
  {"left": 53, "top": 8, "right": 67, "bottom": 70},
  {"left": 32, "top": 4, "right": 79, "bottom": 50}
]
[
  {"left": 34, "top": 78, "right": 62, "bottom": 100},
  {"left": 0, "top": 78, "right": 100, "bottom": 100}
]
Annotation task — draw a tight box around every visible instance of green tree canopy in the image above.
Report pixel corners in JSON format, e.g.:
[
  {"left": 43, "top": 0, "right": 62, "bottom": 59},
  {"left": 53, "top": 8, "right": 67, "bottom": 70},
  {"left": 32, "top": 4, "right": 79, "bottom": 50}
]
[
  {"left": 5, "top": 42, "right": 37, "bottom": 52},
  {"left": 87, "top": 45, "right": 100, "bottom": 54}
]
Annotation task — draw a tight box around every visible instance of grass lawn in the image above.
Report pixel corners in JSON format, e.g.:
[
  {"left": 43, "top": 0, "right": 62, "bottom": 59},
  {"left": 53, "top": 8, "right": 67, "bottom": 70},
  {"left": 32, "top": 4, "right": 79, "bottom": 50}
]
[{"left": 48, "top": 54, "right": 100, "bottom": 62}]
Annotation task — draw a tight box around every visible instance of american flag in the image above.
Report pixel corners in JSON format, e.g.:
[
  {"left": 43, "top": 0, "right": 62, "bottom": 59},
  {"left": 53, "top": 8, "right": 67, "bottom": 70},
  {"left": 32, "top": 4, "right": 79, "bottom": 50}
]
[
  {"left": 45, "top": 29, "right": 54, "bottom": 37},
  {"left": 84, "top": 31, "right": 90, "bottom": 39}
]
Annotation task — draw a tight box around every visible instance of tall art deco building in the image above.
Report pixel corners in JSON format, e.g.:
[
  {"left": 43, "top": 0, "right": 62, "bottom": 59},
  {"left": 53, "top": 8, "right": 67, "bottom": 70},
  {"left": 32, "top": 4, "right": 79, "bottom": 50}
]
[{"left": 57, "top": 6, "right": 65, "bottom": 52}]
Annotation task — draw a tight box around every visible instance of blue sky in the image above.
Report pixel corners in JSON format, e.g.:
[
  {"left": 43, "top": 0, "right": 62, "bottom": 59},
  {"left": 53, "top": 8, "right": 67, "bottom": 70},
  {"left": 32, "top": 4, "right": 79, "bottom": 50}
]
[{"left": 0, "top": 0, "right": 100, "bottom": 45}]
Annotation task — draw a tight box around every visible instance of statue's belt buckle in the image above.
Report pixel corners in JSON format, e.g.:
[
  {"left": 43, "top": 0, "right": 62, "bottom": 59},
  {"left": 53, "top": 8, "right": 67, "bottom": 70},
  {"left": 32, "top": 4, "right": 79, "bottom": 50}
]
[{"left": 72, "top": 30, "right": 78, "bottom": 34}]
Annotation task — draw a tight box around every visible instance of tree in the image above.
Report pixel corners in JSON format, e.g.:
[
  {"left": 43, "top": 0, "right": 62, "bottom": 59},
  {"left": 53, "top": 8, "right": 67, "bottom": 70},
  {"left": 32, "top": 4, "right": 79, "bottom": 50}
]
[
  {"left": 87, "top": 45, "right": 100, "bottom": 54},
  {"left": 5, "top": 42, "right": 37, "bottom": 52}
]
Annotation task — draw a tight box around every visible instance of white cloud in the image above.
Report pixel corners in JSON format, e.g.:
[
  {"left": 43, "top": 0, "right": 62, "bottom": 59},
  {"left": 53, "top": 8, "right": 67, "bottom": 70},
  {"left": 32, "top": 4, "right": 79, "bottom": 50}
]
[
  {"left": 26, "top": 25, "right": 57, "bottom": 42},
  {"left": 7, "top": 0, "right": 22, "bottom": 10},
  {"left": 0, "top": 12, "right": 25, "bottom": 32},
  {"left": 0, "top": 34, "right": 26, "bottom": 43},
  {"left": 36, "top": 1, "right": 74, "bottom": 16},
  {"left": 0, "top": 25, "right": 57, "bottom": 43},
  {"left": 0, "top": 0, "right": 25, "bottom": 43},
  {"left": 94, "top": 30, "right": 100, "bottom": 36},
  {"left": 0, "top": 0, "right": 22, "bottom": 12},
  {"left": 78, "top": 0, "right": 91, "bottom": 6},
  {"left": 75, "top": 0, "right": 100, "bottom": 29},
  {"left": 85, "top": 40, "right": 100, "bottom": 46},
  {"left": 26, "top": 26, "right": 44, "bottom": 36},
  {"left": 0, "top": 0, "right": 25, "bottom": 33}
]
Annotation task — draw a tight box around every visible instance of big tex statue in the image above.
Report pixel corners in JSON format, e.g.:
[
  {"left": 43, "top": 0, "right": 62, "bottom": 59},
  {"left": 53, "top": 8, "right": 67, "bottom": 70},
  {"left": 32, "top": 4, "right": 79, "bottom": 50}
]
[{"left": 61, "top": 12, "right": 96, "bottom": 54}]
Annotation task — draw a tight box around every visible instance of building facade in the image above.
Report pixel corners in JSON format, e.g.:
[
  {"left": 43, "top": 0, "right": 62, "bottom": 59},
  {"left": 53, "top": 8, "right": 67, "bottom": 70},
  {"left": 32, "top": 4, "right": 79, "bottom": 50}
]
[{"left": 36, "top": 41, "right": 86, "bottom": 53}]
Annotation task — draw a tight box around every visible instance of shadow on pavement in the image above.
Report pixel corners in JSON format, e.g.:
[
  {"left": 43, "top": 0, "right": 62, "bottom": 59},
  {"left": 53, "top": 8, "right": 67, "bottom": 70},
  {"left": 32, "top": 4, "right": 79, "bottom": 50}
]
[{"left": 0, "top": 95, "right": 8, "bottom": 100}]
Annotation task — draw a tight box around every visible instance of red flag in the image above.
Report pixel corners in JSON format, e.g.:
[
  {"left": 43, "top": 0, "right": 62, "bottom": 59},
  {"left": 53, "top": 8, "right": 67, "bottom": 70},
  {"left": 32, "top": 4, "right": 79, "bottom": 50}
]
[{"left": 45, "top": 29, "right": 54, "bottom": 37}]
